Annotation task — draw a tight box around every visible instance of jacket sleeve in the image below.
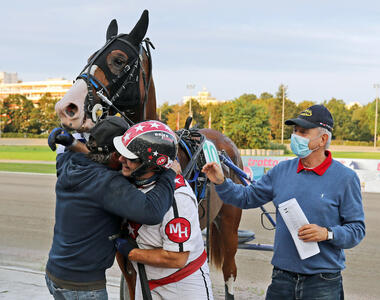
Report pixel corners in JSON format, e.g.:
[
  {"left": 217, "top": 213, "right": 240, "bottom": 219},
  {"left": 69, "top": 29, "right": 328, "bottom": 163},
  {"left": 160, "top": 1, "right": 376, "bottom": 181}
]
[
  {"left": 330, "top": 172, "right": 366, "bottom": 249},
  {"left": 103, "top": 169, "right": 176, "bottom": 225},
  {"left": 214, "top": 169, "right": 274, "bottom": 209}
]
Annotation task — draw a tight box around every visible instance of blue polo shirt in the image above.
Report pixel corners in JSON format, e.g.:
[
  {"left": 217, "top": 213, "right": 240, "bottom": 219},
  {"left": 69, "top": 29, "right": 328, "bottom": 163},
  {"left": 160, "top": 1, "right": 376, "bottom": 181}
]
[{"left": 215, "top": 152, "right": 365, "bottom": 274}]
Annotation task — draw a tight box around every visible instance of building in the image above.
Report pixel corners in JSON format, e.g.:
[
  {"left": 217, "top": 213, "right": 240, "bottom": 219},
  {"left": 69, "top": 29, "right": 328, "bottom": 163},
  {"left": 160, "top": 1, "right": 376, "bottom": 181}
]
[
  {"left": 346, "top": 101, "right": 363, "bottom": 109},
  {"left": 0, "top": 78, "right": 73, "bottom": 104},
  {"left": 0, "top": 72, "right": 18, "bottom": 84},
  {"left": 183, "top": 87, "right": 224, "bottom": 106}
]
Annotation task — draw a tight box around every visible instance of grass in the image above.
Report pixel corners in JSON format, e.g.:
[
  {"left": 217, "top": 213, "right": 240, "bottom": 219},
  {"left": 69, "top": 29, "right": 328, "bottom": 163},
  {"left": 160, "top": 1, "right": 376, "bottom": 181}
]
[
  {"left": 0, "top": 145, "right": 56, "bottom": 161},
  {"left": 0, "top": 162, "right": 55, "bottom": 174},
  {"left": 0, "top": 145, "right": 379, "bottom": 174},
  {"left": 284, "top": 152, "right": 380, "bottom": 159},
  {"left": 330, "top": 152, "right": 380, "bottom": 159}
]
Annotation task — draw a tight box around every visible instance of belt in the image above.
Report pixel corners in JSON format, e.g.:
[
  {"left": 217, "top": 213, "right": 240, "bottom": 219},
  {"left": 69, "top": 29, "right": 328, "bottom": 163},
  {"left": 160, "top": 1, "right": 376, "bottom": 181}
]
[
  {"left": 274, "top": 267, "right": 341, "bottom": 278},
  {"left": 148, "top": 250, "right": 207, "bottom": 290}
]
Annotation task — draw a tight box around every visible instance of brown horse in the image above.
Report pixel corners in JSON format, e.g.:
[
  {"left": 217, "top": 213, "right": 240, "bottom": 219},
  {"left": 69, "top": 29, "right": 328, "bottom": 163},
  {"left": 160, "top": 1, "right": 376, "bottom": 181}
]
[{"left": 55, "top": 10, "right": 243, "bottom": 300}]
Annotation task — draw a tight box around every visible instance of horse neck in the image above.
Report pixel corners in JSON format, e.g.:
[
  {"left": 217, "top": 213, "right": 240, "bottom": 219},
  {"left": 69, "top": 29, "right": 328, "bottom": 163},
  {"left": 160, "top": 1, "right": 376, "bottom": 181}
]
[{"left": 130, "top": 77, "right": 157, "bottom": 122}]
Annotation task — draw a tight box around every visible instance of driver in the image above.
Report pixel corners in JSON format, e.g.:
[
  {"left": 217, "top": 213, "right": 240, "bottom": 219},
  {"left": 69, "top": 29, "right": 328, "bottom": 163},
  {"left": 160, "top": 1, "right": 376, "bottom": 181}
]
[{"left": 113, "top": 120, "right": 213, "bottom": 300}]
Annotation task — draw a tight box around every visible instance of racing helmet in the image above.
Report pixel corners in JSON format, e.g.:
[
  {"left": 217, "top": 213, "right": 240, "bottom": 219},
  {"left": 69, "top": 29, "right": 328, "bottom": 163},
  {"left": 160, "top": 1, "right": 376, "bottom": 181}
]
[{"left": 113, "top": 120, "right": 178, "bottom": 176}]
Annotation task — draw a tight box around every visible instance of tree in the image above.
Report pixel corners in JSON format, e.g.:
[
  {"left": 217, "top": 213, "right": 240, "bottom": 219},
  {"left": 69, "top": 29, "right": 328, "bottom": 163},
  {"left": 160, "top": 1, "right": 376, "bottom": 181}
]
[
  {"left": 324, "top": 98, "right": 352, "bottom": 140},
  {"left": 1, "top": 95, "right": 34, "bottom": 133},
  {"left": 363, "top": 100, "right": 380, "bottom": 141},
  {"left": 257, "top": 85, "right": 297, "bottom": 140},
  {"left": 350, "top": 104, "right": 372, "bottom": 141},
  {"left": 259, "top": 92, "right": 273, "bottom": 100},
  {"left": 35, "top": 94, "right": 60, "bottom": 133},
  {"left": 203, "top": 103, "right": 225, "bottom": 131},
  {"left": 223, "top": 98, "right": 271, "bottom": 148},
  {"left": 297, "top": 101, "right": 316, "bottom": 113},
  {"left": 236, "top": 93, "right": 257, "bottom": 102},
  {"left": 157, "top": 101, "right": 173, "bottom": 124}
]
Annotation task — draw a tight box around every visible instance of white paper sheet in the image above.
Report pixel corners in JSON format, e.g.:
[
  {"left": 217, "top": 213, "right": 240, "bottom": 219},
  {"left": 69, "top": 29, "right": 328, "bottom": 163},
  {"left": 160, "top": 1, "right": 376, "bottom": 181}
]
[{"left": 278, "top": 198, "right": 320, "bottom": 260}]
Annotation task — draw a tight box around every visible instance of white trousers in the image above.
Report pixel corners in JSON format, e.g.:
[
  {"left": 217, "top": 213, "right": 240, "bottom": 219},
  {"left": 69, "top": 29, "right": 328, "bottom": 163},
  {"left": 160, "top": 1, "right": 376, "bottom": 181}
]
[{"left": 135, "top": 261, "right": 213, "bottom": 300}]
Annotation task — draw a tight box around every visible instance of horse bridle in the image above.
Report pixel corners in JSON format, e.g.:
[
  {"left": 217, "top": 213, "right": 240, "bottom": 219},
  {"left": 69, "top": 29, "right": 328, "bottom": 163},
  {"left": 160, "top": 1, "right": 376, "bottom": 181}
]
[{"left": 76, "top": 34, "right": 154, "bottom": 126}]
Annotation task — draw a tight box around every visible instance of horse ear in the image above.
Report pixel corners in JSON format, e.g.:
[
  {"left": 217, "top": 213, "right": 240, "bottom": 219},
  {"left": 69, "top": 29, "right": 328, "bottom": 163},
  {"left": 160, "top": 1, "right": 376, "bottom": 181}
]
[
  {"left": 129, "top": 10, "right": 149, "bottom": 45},
  {"left": 106, "top": 19, "right": 118, "bottom": 41}
]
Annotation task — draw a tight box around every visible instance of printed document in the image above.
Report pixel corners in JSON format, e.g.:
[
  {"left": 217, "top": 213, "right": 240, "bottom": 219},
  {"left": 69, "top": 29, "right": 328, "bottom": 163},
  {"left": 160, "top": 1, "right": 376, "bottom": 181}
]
[{"left": 278, "top": 198, "right": 320, "bottom": 260}]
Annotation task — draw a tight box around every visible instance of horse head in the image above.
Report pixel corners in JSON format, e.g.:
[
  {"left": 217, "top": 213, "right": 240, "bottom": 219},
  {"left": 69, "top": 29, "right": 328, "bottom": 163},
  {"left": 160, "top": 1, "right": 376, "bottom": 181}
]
[{"left": 56, "top": 10, "right": 156, "bottom": 132}]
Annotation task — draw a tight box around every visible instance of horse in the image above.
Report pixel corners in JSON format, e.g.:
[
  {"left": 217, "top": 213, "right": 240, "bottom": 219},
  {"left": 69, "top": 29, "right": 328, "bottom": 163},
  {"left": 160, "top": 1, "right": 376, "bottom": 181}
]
[{"left": 55, "top": 10, "right": 243, "bottom": 300}]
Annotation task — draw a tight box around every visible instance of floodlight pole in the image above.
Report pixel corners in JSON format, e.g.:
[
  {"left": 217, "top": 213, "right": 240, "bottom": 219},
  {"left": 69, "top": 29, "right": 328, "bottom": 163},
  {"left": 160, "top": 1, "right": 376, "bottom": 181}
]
[
  {"left": 281, "top": 85, "right": 287, "bottom": 144},
  {"left": 374, "top": 84, "right": 380, "bottom": 149},
  {"left": 186, "top": 84, "right": 195, "bottom": 117}
]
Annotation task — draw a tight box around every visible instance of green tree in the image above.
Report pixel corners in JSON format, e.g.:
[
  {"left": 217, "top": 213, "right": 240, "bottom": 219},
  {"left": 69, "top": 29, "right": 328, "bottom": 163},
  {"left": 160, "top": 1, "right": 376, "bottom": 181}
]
[
  {"left": 324, "top": 98, "right": 352, "bottom": 140},
  {"left": 223, "top": 98, "right": 270, "bottom": 148},
  {"left": 203, "top": 103, "right": 225, "bottom": 131},
  {"left": 35, "top": 94, "right": 60, "bottom": 133},
  {"left": 259, "top": 92, "right": 273, "bottom": 100},
  {"left": 364, "top": 100, "right": 380, "bottom": 141},
  {"left": 297, "top": 101, "right": 316, "bottom": 113},
  {"left": 237, "top": 93, "right": 257, "bottom": 102},
  {"left": 257, "top": 85, "right": 297, "bottom": 140},
  {"left": 350, "top": 104, "right": 372, "bottom": 141},
  {"left": 1, "top": 95, "right": 34, "bottom": 133},
  {"left": 157, "top": 101, "right": 173, "bottom": 123},
  {"left": 190, "top": 100, "right": 205, "bottom": 128}
]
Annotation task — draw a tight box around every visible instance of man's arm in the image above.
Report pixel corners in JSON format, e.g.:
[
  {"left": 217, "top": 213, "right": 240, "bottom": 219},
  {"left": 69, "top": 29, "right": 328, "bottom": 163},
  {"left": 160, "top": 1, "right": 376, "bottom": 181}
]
[
  {"left": 330, "top": 173, "right": 365, "bottom": 249},
  {"left": 128, "top": 248, "right": 189, "bottom": 268},
  {"left": 202, "top": 162, "right": 273, "bottom": 209},
  {"left": 103, "top": 169, "right": 176, "bottom": 225}
]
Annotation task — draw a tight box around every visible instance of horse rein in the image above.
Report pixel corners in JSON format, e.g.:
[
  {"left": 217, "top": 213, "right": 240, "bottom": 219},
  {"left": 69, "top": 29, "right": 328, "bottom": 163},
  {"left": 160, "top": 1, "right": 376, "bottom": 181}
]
[{"left": 76, "top": 34, "right": 154, "bottom": 126}]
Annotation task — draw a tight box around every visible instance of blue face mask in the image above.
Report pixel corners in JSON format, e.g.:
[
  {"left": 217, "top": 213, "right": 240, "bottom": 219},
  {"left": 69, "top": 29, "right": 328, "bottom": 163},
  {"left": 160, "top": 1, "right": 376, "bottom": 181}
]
[{"left": 290, "top": 134, "right": 320, "bottom": 158}]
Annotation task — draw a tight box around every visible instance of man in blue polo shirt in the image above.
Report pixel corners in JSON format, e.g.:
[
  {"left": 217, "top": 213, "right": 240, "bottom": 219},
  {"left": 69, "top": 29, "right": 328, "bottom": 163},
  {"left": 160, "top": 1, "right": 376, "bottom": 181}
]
[{"left": 202, "top": 105, "right": 365, "bottom": 300}]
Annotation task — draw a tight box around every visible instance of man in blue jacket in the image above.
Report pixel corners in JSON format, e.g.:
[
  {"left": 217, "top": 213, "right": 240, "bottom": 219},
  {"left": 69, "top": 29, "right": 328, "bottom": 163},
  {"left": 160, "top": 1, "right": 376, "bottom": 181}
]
[
  {"left": 45, "top": 116, "right": 178, "bottom": 300},
  {"left": 202, "top": 105, "right": 365, "bottom": 300}
]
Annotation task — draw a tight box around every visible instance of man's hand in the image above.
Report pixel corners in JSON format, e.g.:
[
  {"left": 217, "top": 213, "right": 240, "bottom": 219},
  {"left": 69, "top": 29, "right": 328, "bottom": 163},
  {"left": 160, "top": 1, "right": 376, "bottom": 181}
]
[
  {"left": 115, "top": 238, "right": 136, "bottom": 258},
  {"left": 202, "top": 162, "right": 225, "bottom": 185},
  {"left": 298, "top": 224, "right": 328, "bottom": 242},
  {"left": 170, "top": 160, "right": 182, "bottom": 175},
  {"left": 48, "top": 128, "right": 75, "bottom": 151}
]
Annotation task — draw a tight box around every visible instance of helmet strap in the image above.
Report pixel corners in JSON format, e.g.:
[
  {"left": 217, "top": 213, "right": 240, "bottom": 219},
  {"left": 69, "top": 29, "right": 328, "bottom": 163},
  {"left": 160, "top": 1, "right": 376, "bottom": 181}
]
[
  {"left": 134, "top": 173, "right": 160, "bottom": 187},
  {"left": 130, "top": 162, "right": 151, "bottom": 179},
  {"left": 130, "top": 163, "right": 162, "bottom": 181}
]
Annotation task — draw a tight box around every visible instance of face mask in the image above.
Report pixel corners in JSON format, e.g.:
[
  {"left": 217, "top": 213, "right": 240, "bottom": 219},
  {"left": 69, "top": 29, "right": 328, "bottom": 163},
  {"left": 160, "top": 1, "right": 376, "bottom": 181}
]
[{"left": 290, "top": 134, "right": 321, "bottom": 158}]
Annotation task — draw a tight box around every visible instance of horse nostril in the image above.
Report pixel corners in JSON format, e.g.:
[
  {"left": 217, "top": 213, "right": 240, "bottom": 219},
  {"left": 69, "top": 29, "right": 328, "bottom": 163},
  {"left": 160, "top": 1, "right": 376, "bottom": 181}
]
[{"left": 65, "top": 103, "right": 78, "bottom": 117}]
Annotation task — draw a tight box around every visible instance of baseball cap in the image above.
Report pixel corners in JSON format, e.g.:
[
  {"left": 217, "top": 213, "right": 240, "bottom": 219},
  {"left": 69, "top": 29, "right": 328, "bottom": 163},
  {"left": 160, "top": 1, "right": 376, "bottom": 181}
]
[
  {"left": 88, "top": 116, "right": 130, "bottom": 153},
  {"left": 285, "top": 105, "right": 334, "bottom": 132}
]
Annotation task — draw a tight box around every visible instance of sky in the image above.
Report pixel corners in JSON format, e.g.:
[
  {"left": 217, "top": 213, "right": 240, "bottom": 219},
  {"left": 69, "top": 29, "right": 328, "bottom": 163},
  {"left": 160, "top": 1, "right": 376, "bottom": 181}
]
[{"left": 1, "top": 0, "right": 380, "bottom": 106}]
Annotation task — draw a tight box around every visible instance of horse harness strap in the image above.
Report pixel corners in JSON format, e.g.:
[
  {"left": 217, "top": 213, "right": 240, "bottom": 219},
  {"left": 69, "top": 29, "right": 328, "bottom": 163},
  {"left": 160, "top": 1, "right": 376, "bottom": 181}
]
[{"left": 176, "top": 128, "right": 209, "bottom": 203}]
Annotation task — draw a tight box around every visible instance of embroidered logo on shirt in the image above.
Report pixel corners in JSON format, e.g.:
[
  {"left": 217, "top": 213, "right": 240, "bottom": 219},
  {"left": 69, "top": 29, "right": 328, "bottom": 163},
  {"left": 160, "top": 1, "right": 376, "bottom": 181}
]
[
  {"left": 165, "top": 217, "right": 191, "bottom": 243},
  {"left": 174, "top": 175, "right": 186, "bottom": 190},
  {"left": 127, "top": 221, "right": 142, "bottom": 239}
]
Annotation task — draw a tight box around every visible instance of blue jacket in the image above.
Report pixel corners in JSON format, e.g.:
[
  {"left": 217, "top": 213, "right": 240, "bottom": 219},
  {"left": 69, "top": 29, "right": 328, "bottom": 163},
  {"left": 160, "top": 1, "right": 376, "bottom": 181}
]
[
  {"left": 46, "top": 151, "right": 176, "bottom": 282},
  {"left": 215, "top": 157, "right": 365, "bottom": 274}
]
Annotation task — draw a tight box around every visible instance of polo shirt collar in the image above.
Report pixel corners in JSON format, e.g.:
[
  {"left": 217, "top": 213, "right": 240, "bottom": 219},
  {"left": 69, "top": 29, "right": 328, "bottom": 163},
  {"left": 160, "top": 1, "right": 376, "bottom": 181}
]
[{"left": 297, "top": 151, "right": 332, "bottom": 176}]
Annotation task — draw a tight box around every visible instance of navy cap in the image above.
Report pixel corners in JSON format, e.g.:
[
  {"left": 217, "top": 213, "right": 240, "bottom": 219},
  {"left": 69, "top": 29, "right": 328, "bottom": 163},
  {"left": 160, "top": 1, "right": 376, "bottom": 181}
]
[
  {"left": 285, "top": 105, "right": 333, "bottom": 132},
  {"left": 88, "top": 116, "right": 130, "bottom": 153}
]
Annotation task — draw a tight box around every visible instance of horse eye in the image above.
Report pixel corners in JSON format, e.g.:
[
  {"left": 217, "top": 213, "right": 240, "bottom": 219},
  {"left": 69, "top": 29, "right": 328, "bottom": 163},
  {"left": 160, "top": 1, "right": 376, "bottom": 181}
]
[{"left": 114, "top": 58, "right": 124, "bottom": 66}]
